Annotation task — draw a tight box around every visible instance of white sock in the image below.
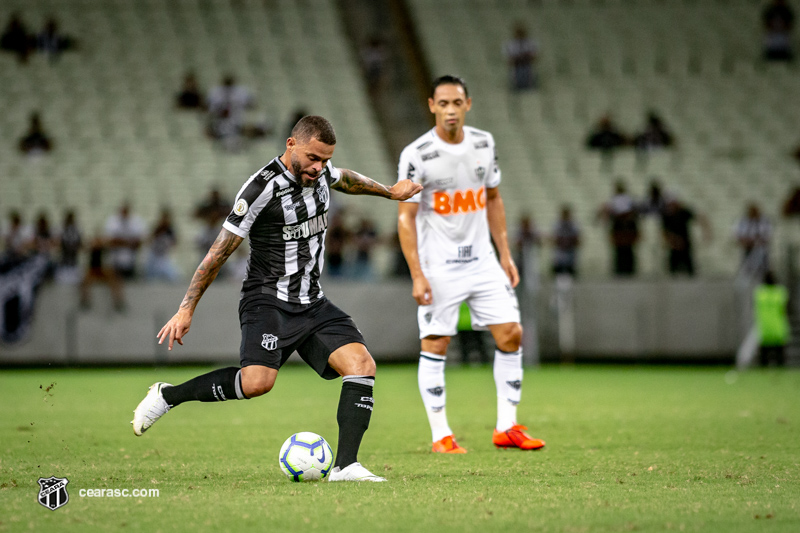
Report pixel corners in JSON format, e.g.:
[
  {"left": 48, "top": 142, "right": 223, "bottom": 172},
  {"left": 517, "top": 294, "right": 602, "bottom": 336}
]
[
  {"left": 494, "top": 348, "right": 523, "bottom": 431},
  {"left": 418, "top": 352, "right": 453, "bottom": 442}
]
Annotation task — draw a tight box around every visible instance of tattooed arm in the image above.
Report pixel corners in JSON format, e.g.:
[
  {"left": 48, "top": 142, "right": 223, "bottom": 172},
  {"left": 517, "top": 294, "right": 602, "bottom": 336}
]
[
  {"left": 157, "top": 228, "right": 244, "bottom": 350},
  {"left": 332, "top": 168, "right": 422, "bottom": 201}
]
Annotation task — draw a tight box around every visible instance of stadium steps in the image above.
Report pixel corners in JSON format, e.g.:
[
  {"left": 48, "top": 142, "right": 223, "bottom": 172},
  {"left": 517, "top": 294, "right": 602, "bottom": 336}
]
[
  {"left": 0, "top": 0, "right": 394, "bottom": 277},
  {"left": 406, "top": 0, "right": 800, "bottom": 278}
]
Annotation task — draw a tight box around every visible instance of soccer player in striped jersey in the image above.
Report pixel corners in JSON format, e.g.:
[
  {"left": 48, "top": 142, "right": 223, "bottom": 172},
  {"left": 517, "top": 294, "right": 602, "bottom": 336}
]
[
  {"left": 397, "top": 76, "right": 545, "bottom": 453},
  {"left": 132, "top": 116, "right": 421, "bottom": 482}
]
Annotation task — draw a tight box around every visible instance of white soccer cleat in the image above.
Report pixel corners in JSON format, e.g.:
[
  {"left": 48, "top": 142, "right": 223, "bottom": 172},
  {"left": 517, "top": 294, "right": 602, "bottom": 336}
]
[
  {"left": 131, "top": 382, "right": 172, "bottom": 436},
  {"left": 327, "top": 462, "right": 386, "bottom": 482}
]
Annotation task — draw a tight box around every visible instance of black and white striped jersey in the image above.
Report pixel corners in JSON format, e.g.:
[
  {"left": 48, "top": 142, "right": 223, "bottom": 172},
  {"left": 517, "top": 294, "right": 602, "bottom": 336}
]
[{"left": 223, "top": 156, "right": 341, "bottom": 307}]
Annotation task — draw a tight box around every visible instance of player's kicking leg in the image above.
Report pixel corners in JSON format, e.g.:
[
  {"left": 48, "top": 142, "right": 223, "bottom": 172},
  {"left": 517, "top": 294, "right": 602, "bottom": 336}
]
[
  {"left": 418, "top": 336, "right": 467, "bottom": 454},
  {"left": 326, "top": 343, "right": 386, "bottom": 482},
  {"left": 488, "top": 322, "right": 545, "bottom": 450},
  {"left": 131, "top": 367, "right": 255, "bottom": 435}
]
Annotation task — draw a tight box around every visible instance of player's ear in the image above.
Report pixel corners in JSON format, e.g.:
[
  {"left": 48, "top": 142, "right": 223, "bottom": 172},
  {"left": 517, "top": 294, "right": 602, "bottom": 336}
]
[
  {"left": 286, "top": 136, "right": 296, "bottom": 151},
  {"left": 428, "top": 98, "right": 436, "bottom": 113},
  {"left": 465, "top": 97, "right": 472, "bottom": 111}
]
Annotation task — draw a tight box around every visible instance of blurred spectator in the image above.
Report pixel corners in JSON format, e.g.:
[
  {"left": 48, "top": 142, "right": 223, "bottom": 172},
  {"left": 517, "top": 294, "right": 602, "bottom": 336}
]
[
  {"left": 456, "top": 302, "right": 489, "bottom": 365},
  {"left": 660, "top": 198, "right": 710, "bottom": 276},
  {"left": 514, "top": 213, "right": 542, "bottom": 286},
  {"left": 176, "top": 72, "right": 204, "bottom": 110},
  {"left": 55, "top": 210, "right": 83, "bottom": 285},
  {"left": 781, "top": 185, "right": 800, "bottom": 217},
  {"left": 80, "top": 233, "right": 125, "bottom": 312},
  {"left": 762, "top": 0, "right": 794, "bottom": 61},
  {"left": 754, "top": 271, "right": 789, "bottom": 366},
  {"left": 389, "top": 231, "right": 411, "bottom": 279},
  {"left": 206, "top": 74, "right": 256, "bottom": 150},
  {"left": 195, "top": 187, "right": 230, "bottom": 225},
  {"left": 18, "top": 112, "right": 53, "bottom": 156},
  {"left": 352, "top": 217, "right": 378, "bottom": 281},
  {"left": 634, "top": 111, "right": 674, "bottom": 152},
  {"left": 284, "top": 108, "right": 308, "bottom": 142},
  {"left": 195, "top": 219, "right": 221, "bottom": 269},
  {"left": 551, "top": 205, "right": 581, "bottom": 278},
  {"left": 35, "top": 18, "right": 75, "bottom": 62},
  {"left": 104, "top": 203, "right": 146, "bottom": 279},
  {"left": 1, "top": 210, "right": 33, "bottom": 267},
  {"left": 32, "top": 212, "right": 57, "bottom": 277},
  {"left": 360, "top": 36, "right": 388, "bottom": 96},
  {"left": 503, "top": 23, "right": 539, "bottom": 91},
  {"left": 0, "top": 13, "right": 32, "bottom": 63},
  {"left": 734, "top": 202, "right": 772, "bottom": 277},
  {"left": 325, "top": 212, "right": 349, "bottom": 277},
  {"left": 145, "top": 209, "right": 180, "bottom": 282},
  {"left": 586, "top": 114, "right": 628, "bottom": 153},
  {"left": 597, "top": 181, "right": 640, "bottom": 277},
  {"left": 640, "top": 179, "right": 670, "bottom": 216},
  {"left": 226, "top": 244, "right": 250, "bottom": 282}
]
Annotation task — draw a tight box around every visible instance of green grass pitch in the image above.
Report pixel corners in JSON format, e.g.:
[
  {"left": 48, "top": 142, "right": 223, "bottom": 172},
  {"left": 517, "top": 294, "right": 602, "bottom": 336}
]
[{"left": 1, "top": 364, "right": 798, "bottom": 532}]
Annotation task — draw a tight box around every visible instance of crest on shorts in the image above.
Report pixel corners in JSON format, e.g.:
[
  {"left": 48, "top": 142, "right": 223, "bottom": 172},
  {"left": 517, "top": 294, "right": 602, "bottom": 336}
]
[
  {"left": 261, "top": 333, "right": 278, "bottom": 350},
  {"left": 506, "top": 380, "right": 522, "bottom": 391},
  {"left": 38, "top": 476, "right": 69, "bottom": 511},
  {"left": 424, "top": 312, "right": 433, "bottom": 324},
  {"left": 316, "top": 182, "right": 329, "bottom": 203},
  {"left": 427, "top": 386, "right": 444, "bottom": 397}
]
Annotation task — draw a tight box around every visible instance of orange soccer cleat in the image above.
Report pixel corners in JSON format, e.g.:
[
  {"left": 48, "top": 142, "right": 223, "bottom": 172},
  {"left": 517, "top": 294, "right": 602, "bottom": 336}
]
[
  {"left": 493, "top": 425, "right": 546, "bottom": 450},
  {"left": 431, "top": 434, "right": 467, "bottom": 454}
]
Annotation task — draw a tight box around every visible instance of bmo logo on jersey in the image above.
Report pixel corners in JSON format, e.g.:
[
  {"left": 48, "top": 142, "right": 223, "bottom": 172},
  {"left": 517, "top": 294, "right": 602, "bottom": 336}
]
[
  {"left": 432, "top": 186, "right": 486, "bottom": 215},
  {"left": 282, "top": 212, "right": 328, "bottom": 241}
]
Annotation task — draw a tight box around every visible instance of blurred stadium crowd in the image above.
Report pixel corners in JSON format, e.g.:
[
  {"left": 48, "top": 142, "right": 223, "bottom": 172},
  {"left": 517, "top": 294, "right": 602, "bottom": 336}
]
[{"left": 2, "top": 0, "right": 800, "bottom": 290}]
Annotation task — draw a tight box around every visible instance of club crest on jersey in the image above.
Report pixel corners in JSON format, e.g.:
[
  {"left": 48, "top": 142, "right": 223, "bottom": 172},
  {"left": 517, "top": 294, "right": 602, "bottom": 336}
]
[
  {"left": 233, "top": 199, "right": 248, "bottom": 216},
  {"left": 475, "top": 166, "right": 486, "bottom": 180},
  {"left": 316, "top": 182, "right": 329, "bottom": 203},
  {"left": 38, "top": 476, "right": 69, "bottom": 511},
  {"left": 261, "top": 333, "right": 278, "bottom": 350}
]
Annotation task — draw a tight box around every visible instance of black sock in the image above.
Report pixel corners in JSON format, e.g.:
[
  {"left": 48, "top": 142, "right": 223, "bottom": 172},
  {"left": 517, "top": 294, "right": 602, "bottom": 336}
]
[
  {"left": 161, "top": 367, "right": 247, "bottom": 407},
  {"left": 333, "top": 376, "right": 375, "bottom": 469}
]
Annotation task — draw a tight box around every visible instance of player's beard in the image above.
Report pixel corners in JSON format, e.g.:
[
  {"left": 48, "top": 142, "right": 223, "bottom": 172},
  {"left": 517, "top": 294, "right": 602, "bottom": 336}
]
[{"left": 291, "top": 153, "right": 318, "bottom": 188}]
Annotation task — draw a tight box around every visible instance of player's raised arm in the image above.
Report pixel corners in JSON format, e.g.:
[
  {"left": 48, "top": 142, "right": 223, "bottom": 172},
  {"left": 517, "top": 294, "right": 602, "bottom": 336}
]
[
  {"left": 332, "top": 168, "right": 422, "bottom": 200},
  {"left": 157, "top": 228, "right": 243, "bottom": 349},
  {"left": 485, "top": 186, "right": 520, "bottom": 288}
]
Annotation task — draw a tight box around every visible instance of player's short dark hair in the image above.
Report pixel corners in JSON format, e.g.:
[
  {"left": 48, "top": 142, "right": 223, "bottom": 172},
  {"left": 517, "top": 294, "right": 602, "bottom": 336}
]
[
  {"left": 430, "top": 75, "right": 469, "bottom": 98},
  {"left": 291, "top": 115, "right": 337, "bottom": 145}
]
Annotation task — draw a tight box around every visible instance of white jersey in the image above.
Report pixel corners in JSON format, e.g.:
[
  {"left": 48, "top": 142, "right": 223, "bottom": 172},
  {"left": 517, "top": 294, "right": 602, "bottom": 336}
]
[{"left": 398, "top": 126, "right": 501, "bottom": 276}]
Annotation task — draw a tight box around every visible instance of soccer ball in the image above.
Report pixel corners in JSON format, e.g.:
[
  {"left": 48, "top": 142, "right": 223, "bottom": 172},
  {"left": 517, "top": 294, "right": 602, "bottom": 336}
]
[{"left": 278, "top": 432, "right": 334, "bottom": 482}]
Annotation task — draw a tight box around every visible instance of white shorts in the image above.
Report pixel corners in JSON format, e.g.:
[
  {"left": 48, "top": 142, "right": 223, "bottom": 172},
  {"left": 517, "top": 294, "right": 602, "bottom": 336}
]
[{"left": 417, "top": 262, "right": 520, "bottom": 339}]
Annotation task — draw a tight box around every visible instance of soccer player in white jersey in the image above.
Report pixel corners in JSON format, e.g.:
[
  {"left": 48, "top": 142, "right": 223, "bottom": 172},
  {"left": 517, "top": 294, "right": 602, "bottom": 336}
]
[{"left": 397, "top": 75, "right": 545, "bottom": 453}]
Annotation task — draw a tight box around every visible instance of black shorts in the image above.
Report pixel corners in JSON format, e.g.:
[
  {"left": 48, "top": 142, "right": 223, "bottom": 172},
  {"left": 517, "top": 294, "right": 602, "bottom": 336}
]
[{"left": 238, "top": 295, "right": 366, "bottom": 380}]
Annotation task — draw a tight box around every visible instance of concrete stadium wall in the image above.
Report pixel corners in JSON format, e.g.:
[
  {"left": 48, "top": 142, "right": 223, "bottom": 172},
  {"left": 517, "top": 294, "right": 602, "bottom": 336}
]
[{"left": 0, "top": 279, "right": 740, "bottom": 365}]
